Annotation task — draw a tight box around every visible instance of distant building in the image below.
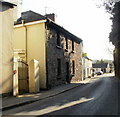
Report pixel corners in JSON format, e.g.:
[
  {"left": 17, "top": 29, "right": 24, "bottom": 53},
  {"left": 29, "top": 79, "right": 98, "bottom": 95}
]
[
  {"left": 0, "top": 1, "right": 16, "bottom": 95},
  {"left": 92, "top": 63, "right": 111, "bottom": 73},
  {"left": 13, "top": 10, "right": 83, "bottom": 92},
  {"left": 82, "top": 56, "right": 92, "bottom": 80}
]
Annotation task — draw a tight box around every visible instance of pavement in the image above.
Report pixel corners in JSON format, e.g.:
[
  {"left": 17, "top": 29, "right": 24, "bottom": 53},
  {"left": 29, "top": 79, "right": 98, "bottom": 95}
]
[{"left": 1, "top": 77, "right": 92, "bottom": 111}]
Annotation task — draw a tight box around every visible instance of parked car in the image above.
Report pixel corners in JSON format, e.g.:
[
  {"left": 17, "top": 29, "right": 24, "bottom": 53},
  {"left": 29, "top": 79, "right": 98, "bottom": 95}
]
[{"left": 96, "top": 71, "right": 103, "bottom": 75}]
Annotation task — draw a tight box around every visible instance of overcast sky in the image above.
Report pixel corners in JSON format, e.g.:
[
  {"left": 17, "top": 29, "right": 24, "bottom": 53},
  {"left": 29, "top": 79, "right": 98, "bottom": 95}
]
[{"left": 10, "top": 0, "right": 115, "bottom": 60}]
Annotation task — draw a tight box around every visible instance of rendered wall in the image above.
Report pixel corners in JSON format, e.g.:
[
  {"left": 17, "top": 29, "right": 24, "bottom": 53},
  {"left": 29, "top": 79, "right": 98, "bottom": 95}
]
[
  {"left": 14, "top": 27, "right": 26, "bottom": 51},
  {"left": 0, "top": 3, "right": 2, "bottom": 95},
  {"left": 14, "top": 27, "right": 26, "bottom": 61},
  {"left": 14, "top": 22, "right": 47, "bottom": 89},
  {"left": 82, "top": 58, "right": 92, "bottom": 78},
  {"left": 0, "top": 9, "right": 14, "bottom": 94},
  {"left": 27, "top": 23, "right": 46, "bottom": 88}
]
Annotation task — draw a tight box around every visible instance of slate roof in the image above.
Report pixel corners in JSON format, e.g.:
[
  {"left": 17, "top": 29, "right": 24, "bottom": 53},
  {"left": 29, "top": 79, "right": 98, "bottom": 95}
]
[
  {"left": 15, "top": 10, "right": 46, "bottom": 25},
  {"left": 15, "top": 10, "right": 82, "bottom": 43},
  {"left": 47, "top": 20, "right": 82, "bottom": 43},
  {"left": 92, "top": 63, "right": 109, "bottom": 68}
]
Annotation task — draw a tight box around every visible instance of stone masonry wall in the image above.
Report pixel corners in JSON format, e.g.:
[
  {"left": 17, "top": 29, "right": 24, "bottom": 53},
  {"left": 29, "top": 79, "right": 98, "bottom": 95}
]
[{"left": 46, "top": 26, "right": 82, "bottom": 88}]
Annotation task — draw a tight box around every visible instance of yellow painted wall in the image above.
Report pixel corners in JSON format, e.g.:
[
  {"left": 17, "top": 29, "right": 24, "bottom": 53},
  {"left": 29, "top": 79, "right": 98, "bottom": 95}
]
[
  {"left": 14, "top": 22, "right": 47, "bottom": 88},
  {"left": 0, "top": 9, "right": 14, "bottom": 94},
  {"left": 14, "top": 27, "right": 26, "bottom": 61},
  {"left": 14, "top": 27, "right": 26, "bottom": 51},
  {"left": 0, "top": 6, "right": 2, "bottom": 94}
]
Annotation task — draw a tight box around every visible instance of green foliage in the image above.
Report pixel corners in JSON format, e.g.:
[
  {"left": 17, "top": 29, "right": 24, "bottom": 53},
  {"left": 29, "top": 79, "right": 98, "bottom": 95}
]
[
  {"left": 109, "top": 1, "right": 120, "bottom": 45},
  {"left": 96, "top": 59, "right": 105, "bottom": 63},
  {"left": 94, "top": 0, "right": 120, "bottom": 45},
  {"left": 93, "top": 0, "right": 115, "bottom": 13},
  {"left": 82, "top": 53, "right": 87, "bottom": 57}
]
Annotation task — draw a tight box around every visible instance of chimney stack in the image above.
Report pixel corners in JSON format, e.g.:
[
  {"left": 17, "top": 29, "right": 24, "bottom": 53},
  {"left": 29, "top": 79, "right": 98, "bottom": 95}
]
[{"left": 45, "top": 13, "right": 55, "bottom": 22}]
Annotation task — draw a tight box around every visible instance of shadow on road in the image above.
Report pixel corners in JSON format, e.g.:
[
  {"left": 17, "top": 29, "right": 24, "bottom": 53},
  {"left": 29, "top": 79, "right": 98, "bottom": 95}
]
[{"left": 3, "top": 74, "right": 120, "bottom": 116}]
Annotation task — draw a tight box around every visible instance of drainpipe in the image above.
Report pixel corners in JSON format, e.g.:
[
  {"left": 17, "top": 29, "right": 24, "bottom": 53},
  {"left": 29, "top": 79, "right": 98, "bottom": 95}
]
[
  {"left": 22, "top": 20, "right": 27, "bottom": 63},
  {"left": 45, "top": 22, "right": 49, "bottom": 89}
]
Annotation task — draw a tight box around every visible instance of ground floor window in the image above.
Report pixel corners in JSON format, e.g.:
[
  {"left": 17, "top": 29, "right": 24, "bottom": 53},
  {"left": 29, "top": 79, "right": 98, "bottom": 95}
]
[{"left": 72, "top": 60, "right": 75, "bottom": 75}]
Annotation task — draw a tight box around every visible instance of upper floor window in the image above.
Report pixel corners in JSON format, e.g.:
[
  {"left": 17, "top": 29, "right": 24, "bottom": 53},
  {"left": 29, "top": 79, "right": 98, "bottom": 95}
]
[
  {"left": 57, "top": 32, "right": 60, "bottom": 47},
  {"left": 65, "top": 37, "right": 68, "bottom": 50},
  {"left": 72, "top": 60, "right": 75, "bottom": 75},
  {"left": 72, "top": 40, "right": 74, "bottom": 52}
]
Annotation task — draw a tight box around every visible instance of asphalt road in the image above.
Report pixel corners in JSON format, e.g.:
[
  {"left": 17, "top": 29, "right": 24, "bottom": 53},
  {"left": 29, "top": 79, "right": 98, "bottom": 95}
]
[{"left": 3, "top": 74, "right": 120, "bottom": 116}]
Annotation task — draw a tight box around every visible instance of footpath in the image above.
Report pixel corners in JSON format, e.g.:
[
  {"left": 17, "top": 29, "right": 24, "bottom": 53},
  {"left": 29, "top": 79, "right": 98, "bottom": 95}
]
[{"left": 1, "top": 78, "right": 92, "bottom": 111}]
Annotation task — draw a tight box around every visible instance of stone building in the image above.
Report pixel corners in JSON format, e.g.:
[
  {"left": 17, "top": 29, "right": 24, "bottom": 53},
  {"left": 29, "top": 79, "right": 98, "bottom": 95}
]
[
  {"left": 46, "top": 21, "right": 83, "bottom": 87},
  {"left": 14, "top": 10, "right": 83, "bottom": 90}
]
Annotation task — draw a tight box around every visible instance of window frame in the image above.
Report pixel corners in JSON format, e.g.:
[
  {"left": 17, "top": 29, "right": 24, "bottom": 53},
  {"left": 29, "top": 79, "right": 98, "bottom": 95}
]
[
  {"left": 56, "top": 32, "right": 61, "bottom": 47},
  {"left": 72, "top": 60, "right": 75, "bottom": 75},
  {"left": 72, "top": 40, "right": 74, "bottom": 52},
  {"left": 65, "top": 37, "right": 68, "bottom": 51}
]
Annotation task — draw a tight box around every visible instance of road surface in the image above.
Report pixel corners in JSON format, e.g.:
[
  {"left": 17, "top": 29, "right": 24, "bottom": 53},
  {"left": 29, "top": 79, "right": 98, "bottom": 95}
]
[{"left": 3, "top": 73, "right": 120, "bottom": 116}]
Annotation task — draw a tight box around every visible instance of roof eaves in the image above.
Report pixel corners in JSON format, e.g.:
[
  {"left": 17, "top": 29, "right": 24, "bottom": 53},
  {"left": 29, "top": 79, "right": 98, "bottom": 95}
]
[
  {"left": 46, "top": 19, "right": 82, "bottom": 43},
  {"left": 14, "top": 19, "right": 47, "bottom": 28},
  {"left": 15, "top": 10, "right": 47, "bottom": 25},
  {"left": 1, "top": 1, "right": 16, "bottom": 7}
]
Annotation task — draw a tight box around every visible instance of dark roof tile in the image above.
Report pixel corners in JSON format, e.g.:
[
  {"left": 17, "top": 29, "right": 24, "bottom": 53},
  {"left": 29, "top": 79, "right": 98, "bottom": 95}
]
[
  {"left": 92, "top": 63, "right": 108, "bottom": 68},
  {"left": 15, "top": 10, "right": 46, "bottom": 25}
]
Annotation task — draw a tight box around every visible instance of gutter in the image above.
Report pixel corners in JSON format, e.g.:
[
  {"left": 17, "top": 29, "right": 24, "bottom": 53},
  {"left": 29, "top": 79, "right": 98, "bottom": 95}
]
[
  {"left": 47, "top": 19, "right": 82, "bottom": 43},
  {"left": 14, "top": 20, "right": 47, "bottom": 28}
]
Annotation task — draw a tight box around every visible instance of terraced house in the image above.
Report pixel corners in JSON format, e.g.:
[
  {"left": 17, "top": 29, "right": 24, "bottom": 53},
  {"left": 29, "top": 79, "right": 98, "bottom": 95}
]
[{"left": 13, "top": 10, "right": 83, "bottom": 92}]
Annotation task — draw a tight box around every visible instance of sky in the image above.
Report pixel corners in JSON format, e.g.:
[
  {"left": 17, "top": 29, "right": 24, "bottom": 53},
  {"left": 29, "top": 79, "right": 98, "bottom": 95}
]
[{"left": 9, "top": 0, "right": 115, "bottom": 60}]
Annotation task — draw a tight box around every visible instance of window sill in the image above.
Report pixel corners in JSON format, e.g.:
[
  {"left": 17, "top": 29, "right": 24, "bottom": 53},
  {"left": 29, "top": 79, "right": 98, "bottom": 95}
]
[
  {"left": 56, "top": 45, "right": 62, "bottom": 49},
  {"left": 65, "top": 49, "right": 68, "bottom": 52},
  {"left": 72, "top": 74, "right": 75, "bottom": 77},
  {"left": 72, "top": 50, "right": 75, "bottom": 53}
]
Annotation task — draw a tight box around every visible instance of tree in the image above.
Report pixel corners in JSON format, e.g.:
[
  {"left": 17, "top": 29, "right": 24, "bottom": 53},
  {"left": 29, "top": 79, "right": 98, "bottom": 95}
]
[
  {"left": 96, "top": 59, "right": 105, "bottom": 63},
  {"left": 93, "top": 0, "right": 115, "bottom": 13},
  {"left": 82, "top": 53, "right": 87, "bottom": 57},
  {"left": 109, "top": 2, "right": 120, "bottom": 44},
  {"left": 93, "top": 0, "right": 120, "bottom": 77},
  {"left": 98, "top": 0, "right": 120, "bottom": 78}
]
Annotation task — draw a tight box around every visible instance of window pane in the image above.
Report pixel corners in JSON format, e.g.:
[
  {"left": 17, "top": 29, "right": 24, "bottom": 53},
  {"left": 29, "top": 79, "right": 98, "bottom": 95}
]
[
  {"left": 72, "top": 40, "right": 74, "bottom": 51},
  {"left": 65, "top": 38, "right": 68, "bottom": 49},
  {"left": 57, "top": 33, "right": 60, "bottom": 46},
  {"left": 72, "top": 60, "right": 75, "bottom": 74}
]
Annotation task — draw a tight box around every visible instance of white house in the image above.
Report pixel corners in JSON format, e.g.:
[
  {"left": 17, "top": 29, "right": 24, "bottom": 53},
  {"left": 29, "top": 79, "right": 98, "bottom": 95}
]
[
  {"left": 92, "top": 63, "right": 111, "bottom": 73},
  {"left": 10, "top": 0, "right": 22, "bottom": 21},
  {"left": 82, "top": 56, "right": 92, "bottom": 80}
]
